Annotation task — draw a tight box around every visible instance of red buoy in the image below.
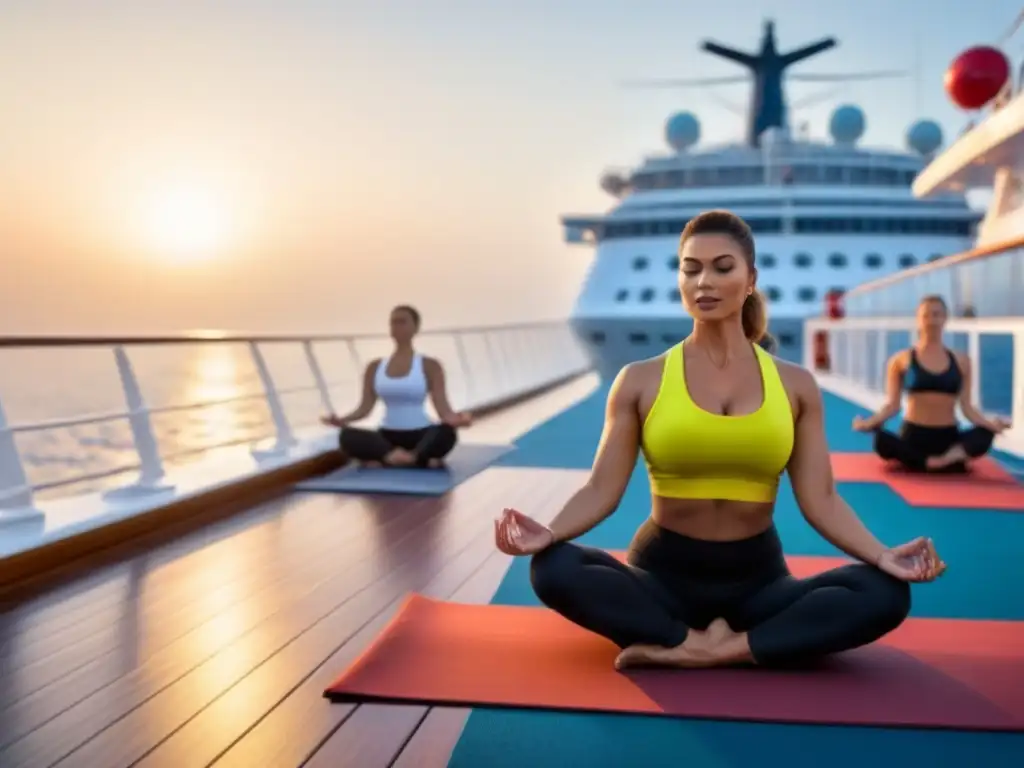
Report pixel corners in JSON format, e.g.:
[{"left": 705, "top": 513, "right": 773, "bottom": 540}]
[{"left": 945, "top": 46, "right": 1011, "bottom": 110}]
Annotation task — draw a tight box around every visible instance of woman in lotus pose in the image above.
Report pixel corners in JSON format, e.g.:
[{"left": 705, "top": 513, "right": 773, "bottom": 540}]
[
  {"left": 322, "top": 305, "right": 471, "bottom": 468},
  {"left": 494, "top": 210, "right": 945, "bottom": 670},
  {"left": 853, "top": 294, "right": 1010, "bottom": 472}
]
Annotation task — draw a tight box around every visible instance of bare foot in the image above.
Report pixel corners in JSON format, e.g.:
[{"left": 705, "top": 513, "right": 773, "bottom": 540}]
[
  {"left": 926, "top": 444, "right": 967, "bottom": 471},
  {"left": 615, "top": 627, "right": 717, "bottom": 669},
  {"left": 384, "top": 448, "right": 416, "bottom": 467},
  {"left": 426, "top": 458, "right": 444, "bottom": 468},
  {"left": 360, "top": 460, "right": 383, "bottom": 469},
  {"left": 614, "top": 618, "right": 750, "bottom": 670}
]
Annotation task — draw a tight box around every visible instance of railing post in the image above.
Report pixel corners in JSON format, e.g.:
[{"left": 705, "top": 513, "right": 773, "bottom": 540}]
[
  {"left": 452, "top": 332, "right": 474, "bottom": 410},
  {"left": 0, "top": 396, "right": 44, "bottom": 525},
  {"left": 302, "top": 340, "right": 334, "bottom": 415},
  {"left": 802, "top": 320, "right": 815, "bottom": 370},
  {"left": 519, "top": 329, "right": 534, "bottom": 387},
  {"left": 967, "top": 330, "right": 982, "bottom": 408},
  {"left": 103, "top": 345, "right": 175, "bottom": 501},
  {"left": 852, "top": 330, "right": 867, "bottom": 386},
  {"left": 249, "top": 341, "right": 297, "bottom": 462},
  {"left": 538, "top": 328, "right": 550, "bottom": 382},
  {"left": 841, "top": 328, "right": 853, "bottom": 379},
  {"left": 1008, "top": 332, "right": 1024, "bottom": 457},
  {"left": 538, "top": 327, "right": 553, "bottom": 383},
  {"left": 874, "top": 330, "right": 888, "bottom": 390},
  {"left": 483, "top": 330, "right": 504, "bottom": 399},
  {"left": 346, "top": 339, "right": 362, "bottom": 374},
  {"left": 553, "top": 326, "right": 568, "bottom": 378},
  {"left": 506, "top": 331, "right": 522, "bottom": 392}
]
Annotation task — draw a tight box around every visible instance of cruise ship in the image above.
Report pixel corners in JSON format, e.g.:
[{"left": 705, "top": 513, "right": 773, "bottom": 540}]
[
  {"left": 563, "top": 21, "right": 981, "bottom": 375},
  {"left": 0, "top": 21, "right": 1022, "bottom": 768}
]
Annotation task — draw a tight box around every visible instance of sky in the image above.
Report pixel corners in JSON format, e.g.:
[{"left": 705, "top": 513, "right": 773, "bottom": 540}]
[{"left": 1, "top": 0, "right": 1020, "bottom": 336}]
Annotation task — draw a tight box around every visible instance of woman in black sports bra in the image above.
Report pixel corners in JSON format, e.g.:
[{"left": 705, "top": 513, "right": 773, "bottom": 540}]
[{"left": 853, "top": 295, "right": 1011, "bottom": 472}]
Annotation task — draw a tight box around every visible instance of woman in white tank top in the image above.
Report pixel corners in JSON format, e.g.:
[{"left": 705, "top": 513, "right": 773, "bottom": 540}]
[{"left": 321, "top": 305, "right": 472, "bottom": 468}]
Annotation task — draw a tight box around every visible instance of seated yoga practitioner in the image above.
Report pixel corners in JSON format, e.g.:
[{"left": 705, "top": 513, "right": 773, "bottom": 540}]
[
  {"left": 321, "top": 305, "right": 472, "bottom": 468},
  {"left": 853, "top": 294, "right": 1010, "bottom": 473},
  {"left": 494, "top": 210, "right": 946, "bottom": 671}
]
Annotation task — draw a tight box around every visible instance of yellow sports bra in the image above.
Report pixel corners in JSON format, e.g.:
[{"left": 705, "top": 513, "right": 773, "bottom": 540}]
[{"left": 641, "top": 342, "right": 795, "bottom": 503}]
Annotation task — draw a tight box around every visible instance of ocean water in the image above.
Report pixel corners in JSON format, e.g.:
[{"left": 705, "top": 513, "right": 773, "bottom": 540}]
[{"left": 0, "top": 334, "right": 485, "bottom": 500}]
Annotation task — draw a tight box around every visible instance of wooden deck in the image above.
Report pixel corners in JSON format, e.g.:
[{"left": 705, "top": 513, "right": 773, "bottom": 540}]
[{"left": 0, "top": 464, "right": 586, "bottom": 768}]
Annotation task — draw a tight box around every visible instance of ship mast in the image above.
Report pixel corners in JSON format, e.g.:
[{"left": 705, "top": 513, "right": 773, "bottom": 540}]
[{"left": 703, "top": 20, "right": 834, "bottom": 147}]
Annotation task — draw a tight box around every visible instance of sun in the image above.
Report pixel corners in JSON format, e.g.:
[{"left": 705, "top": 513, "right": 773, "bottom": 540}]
[{"left": 142, "top": 183, "right": 228, "bottom": 263}]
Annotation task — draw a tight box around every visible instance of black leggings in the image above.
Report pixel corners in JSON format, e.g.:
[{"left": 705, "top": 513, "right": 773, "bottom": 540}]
[
  {"left": 339, "top": 423, "right": 457, "bottom": 467},
  {"left": 873, "top": 422, "right": 994, "bottom": 473},
  {"left": 530, "top": 521, "right": 910, "bottom": 667}
]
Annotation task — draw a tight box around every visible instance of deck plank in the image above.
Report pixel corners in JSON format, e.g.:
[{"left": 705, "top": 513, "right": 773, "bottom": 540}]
[
  {"left": 304, "top": 470, "right": 581, "bottom": 768},
  {"left": 0, "top": 499, "right": 290, "bottom": 636},
  {"left": 204, "top": 468, "right": 583, "bottom": 768},
  {"left": 123, "top": 479, "right": 511, "bottom": 768},
  {"left": 0, "top": 495, "right": 388, "bottom": 706},
  {"left": 0, "top": 494, "right": 345, "bottom": 655},
  {"left": 0, "top": 487, "right": 475, "bottom": 767},
  {"left": 0, "top": 469, "right": 581, "bottom": 768},
  {"left": 0, "top": 496, "right": 430, "bottom": 751}
]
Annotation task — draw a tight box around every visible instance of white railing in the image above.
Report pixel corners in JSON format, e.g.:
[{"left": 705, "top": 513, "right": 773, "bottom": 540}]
[
  {"left": 844, "top": 239, "right": 1024, "bottom": 319},
  {"left": 0, "top": 321, "right": 591, "bottom": 525},
  {"left": 802, "top": 316, "right": 1024, "bottom": 458}
]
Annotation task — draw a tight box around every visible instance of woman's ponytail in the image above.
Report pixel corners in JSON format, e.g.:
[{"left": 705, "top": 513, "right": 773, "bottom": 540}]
[{"left": 742, "top": 288, "right": 776, "bottom": 352}]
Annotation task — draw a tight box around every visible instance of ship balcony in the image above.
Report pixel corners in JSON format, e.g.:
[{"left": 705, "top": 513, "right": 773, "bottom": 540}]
[
  {"left": 844, "top": 233, "right": 1024, "bottom": 319},
  {"left": 913, "top": 89, "right": 1024, "bottom": 195}
]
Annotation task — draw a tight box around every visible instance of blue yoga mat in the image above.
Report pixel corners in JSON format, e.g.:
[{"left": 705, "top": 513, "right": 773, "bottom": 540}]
[{"left": 294, "top": 442, "right": 516, "bottom": 495}]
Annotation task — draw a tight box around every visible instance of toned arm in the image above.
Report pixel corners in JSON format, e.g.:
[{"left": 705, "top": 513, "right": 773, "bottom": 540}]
[
  {"left": 336, "top": 360, "right": 380, "bottom": 424},
  {"left": 859, "top": 351, "right": 905, "bottom": 429},
  {"left": 955, "top": 353, "right": 1000, "bottom": 430},
  {"left": 786, "top": 366, "right": 888, "bottom": 565},
  {"left": 423, "top": 357, "right": 458, "bottom": 421},
  {"left": 546, "top": 364, "right": 642, "bottom": 542}
]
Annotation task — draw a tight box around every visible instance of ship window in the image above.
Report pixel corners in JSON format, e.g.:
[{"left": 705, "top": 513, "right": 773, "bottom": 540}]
[
  {"left": 668, "top": 288, "right": 681, "bottom": 302},
  {"left": 927, "top": 253, "right": 943, "bottom": 263},
  {"left": 589, "top": 331, "right": 606, "bottom": 345},
  {"left": 615, "top": 289, "right": 629, "bottom": 302},
  {"left": 778, "top": 332, "right": 795, "bottom": 347},
  {"left": 629, "top": 332, "right": 650, "bottom": 345},
  {"left": 793, "top": 252, "right": 813, "bottom": 268},
  {"left": 632, "top": 255, "right": 649, "bottom": 270},
  {"left": 898, "top": 253, "right": 917, "bottom": 268},
  {"left": 827, "top": 252, "right": 847, "bottom": 268},
  {"left": 598, "top": 217, "right": 974, "bottom": 242},
  {"left": 661, "top": 333, "right": 681, "bottom": 345},
  {"left": 864, "top": 253, "right": 883, "bottom": 268},
  {"left": 797, "top": 286, "right": 817, "bottom": 302},
  {"left": 759, "top": 253, "right": 776, "bottom": 268},
  {"left": 640, "top": 287, "right": 656, "bottom": 302},
  {"left": 765, "top": 286, "right": 782, "bottom": 301},
  {"left": 668, "top": 255, "right": 680, "bottom": 270}
]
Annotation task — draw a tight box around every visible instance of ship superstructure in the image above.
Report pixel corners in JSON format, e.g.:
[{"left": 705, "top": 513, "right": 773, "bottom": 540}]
[{"left": 564, "top": 22, "right": 980, "bottom": 373}]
